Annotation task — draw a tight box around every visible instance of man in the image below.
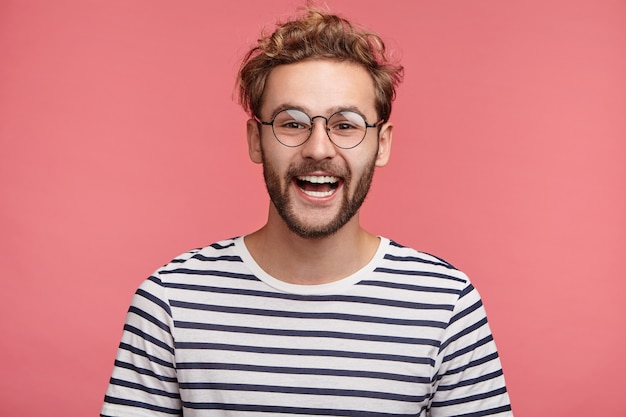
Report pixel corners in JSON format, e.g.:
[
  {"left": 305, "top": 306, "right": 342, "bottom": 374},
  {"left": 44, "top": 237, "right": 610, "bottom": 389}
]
[{"left": 101, "top": 8, "right": 513, "bottom": 417}]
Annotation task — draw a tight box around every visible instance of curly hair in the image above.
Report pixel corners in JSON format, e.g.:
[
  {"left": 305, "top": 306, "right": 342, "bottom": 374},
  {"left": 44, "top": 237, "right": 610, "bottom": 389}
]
[{"left": 237, "top": 7, "right": 404, "bottom": 122}]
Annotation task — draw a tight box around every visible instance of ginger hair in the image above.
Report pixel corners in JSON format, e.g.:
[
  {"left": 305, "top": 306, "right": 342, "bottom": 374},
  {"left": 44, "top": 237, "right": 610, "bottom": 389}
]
[{"left": 237, "top": 7, "right": 403, "bottom": 122}]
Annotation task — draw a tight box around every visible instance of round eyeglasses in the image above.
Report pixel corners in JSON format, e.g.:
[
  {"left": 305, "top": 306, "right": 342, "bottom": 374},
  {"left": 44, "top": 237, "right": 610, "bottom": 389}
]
[{"left": 255, "top": 109, "right": 384, "bottom": 149}]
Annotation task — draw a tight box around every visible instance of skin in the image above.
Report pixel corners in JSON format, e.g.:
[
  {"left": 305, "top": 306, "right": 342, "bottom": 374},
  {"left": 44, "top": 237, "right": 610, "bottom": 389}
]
[{"left": 245, "top": 59, "right": 393, "bottom": 285}]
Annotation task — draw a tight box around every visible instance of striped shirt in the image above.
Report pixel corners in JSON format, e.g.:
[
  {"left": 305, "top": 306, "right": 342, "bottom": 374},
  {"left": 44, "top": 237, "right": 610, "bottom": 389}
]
[{"left": 101, "top": 236, "right": 512, "bottom": 416}]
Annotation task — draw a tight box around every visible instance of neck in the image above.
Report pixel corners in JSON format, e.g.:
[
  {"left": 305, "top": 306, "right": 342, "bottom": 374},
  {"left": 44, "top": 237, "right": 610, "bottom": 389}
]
[{"left": 244, "top": 207, "right": 380, "bottom": 285}]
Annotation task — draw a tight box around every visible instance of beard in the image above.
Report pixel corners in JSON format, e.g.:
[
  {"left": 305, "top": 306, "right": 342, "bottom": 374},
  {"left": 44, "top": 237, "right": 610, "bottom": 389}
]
[{"left": 261, "top": 150, "right": 377, "bottom": 240}]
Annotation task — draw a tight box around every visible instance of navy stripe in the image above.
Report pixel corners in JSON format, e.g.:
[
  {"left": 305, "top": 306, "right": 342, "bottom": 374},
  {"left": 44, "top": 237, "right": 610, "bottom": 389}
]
[
  {"left": 169, "top": 249, "right": 201, "bottom": 263},
  {"left": 190, "top": 254, "right": 243, "bottom": 262},
  {"left": 169, "top": 300, "right": 448, "bottom": 328},
  {"left": 383, "top": 254, "right": 456, "bottom": 270},
  {"left": 118, "top": 341, "right": 175, "bottom": 369},
  {"left": 459, "top": 283, "right": 475, "bottom": 298},
  {"left": 436, "top": 369, "right": 504, "bottom": 391},
  {"left": 209, "top": 241, "right": 236, "bottom": 249},
  {"left": 160, "top": 268, "right": 257, "bottom": 280},
  {"left": 181, "top": 401, "right": 417, "bottom": 416},
  {"left": 442, "top": 352, "right": 500, "bottom": 377},
  {"left": 128, "top": 306, "right": 170, "bottom": 333},
  {"left": 109, "top": 378, "right": 180, "bottom": 399},
  {"left": 124, "top": 324, "right": 175, "bottom": 355},
  {"left": 442, "top": 334, "right": 494, "bottom": 363},
  {"left": 174, "top": 341, "right": 435, "bottom": 366},
  {"left": 179, "top": 382, "right": 429, "bottom": 403},
  {"left": 175, "top": 362, "right": 430, "bottom": 384},
  {"left": 454, "top": 405, "right": 513, "bottom": 417},
  {"left": 387, "top": 241, "right": 456, "bottom": 269},
  {"left": 113, "top": 359, "right": 177, "bottom": 382},
  {"left": 173, "top": 321, "right": 440, "bottom": 346},
  {"left": 373, "top": 267, "right": 466, "bottom": 284},
  {"left": 440, "top": 317, "right": 488, "bottom": 352},
  {"left": 430, "top": 387, "right": 508, "bottom": 407},
  {"left": 165, "top": 282, "right": 454, "bottom": 311},
  {"left": 389, "top": 240, "right": 405, "bottom": 248},
  {"left": 418, "top": 252, "right": 457, "bottom": 269},
  {"left": 103, "top": 395, "right": 180, "bottom": 414},
  {"left": 139, "top": 281, "right": 172, "bottom": 316},
  {"left": 170, "top": 258, "right": 187, "bottom": 264},
  {"left": 449, "top": 299, "right": 483, "bottom": 326},
  {"left": 359, "top": 279, "right": 461, "bottom": 294}
]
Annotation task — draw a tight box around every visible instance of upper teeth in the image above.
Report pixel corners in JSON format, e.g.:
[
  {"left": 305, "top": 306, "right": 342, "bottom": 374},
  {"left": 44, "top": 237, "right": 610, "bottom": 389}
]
[{"left": 297, "top": 175, "right": 339, "bottom": 184}]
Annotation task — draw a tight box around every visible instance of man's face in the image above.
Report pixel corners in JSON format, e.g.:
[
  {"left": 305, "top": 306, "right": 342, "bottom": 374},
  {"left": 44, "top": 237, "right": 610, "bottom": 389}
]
[{"left": 247, "top": 59, "right": 392, "bottom": 239}]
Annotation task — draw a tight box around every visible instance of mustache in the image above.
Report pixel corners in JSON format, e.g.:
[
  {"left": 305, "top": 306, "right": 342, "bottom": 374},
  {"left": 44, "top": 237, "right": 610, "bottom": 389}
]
[{"left": 286, "top": 160, "right": 349, "bottom": 179}]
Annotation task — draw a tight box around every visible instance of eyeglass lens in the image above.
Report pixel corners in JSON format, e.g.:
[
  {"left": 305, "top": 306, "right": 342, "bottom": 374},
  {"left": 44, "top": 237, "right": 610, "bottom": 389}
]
[{"left": 272, "top": 109, "right": 368, "bottom": 148}]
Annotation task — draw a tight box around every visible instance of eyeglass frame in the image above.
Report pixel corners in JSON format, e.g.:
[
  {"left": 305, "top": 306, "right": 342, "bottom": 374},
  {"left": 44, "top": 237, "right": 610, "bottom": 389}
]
[{"left": 253, "top": 108, "right": 385, "bottom": 149}]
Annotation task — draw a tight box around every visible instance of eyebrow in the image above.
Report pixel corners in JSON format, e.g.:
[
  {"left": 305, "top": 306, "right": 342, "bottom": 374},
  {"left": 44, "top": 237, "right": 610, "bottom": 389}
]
[
  {"left": 266, "top": 103, "right": 370, "bottom": 120},
  {"left": 266, "top": 103, "right": 306, "bottom": 119}
]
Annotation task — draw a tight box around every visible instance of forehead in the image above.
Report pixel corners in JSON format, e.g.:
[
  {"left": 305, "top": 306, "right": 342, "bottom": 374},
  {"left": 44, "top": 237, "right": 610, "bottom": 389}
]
[{"left": 261, "top": 59, "right": 377, "bottom": 117}]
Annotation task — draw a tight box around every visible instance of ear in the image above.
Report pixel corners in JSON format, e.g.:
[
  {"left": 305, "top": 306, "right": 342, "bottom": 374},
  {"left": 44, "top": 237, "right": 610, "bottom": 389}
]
[
  {"left": 375, "top": 122, "right": 393, "bottom": 167},
  {"left": 247, "top": 118, "right": 263, "bottom": 164}
]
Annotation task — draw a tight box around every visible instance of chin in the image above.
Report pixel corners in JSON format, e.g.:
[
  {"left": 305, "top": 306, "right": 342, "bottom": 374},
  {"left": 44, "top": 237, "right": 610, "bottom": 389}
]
[{"left": 282, "top": 210, "right": 356, "bottom": 240}]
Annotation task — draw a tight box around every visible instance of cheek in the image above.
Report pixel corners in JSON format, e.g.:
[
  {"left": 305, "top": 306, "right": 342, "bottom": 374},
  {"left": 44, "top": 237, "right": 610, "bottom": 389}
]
[
  {"left": 348, "top": 147, "right": 379, "bottom": 174},
  {"left": 260, "top": 133, "right": 296, "bottom": 159},
  {"left": 260, "top": 148, "right": 293, "bottom": 186}
]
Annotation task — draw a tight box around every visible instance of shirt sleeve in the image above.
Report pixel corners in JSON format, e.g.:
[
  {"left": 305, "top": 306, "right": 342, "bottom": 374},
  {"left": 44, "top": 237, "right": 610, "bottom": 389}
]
[
  {"left": 101, "top": 273, "right": 182, "bottom": 417},
  {"left": 429, "top": 282, "right": 513, "bottom": 417}
]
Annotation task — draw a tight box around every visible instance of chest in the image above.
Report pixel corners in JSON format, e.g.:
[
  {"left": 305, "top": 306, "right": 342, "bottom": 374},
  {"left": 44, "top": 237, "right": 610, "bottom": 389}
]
[{"left": 170, "top": 296, "right": 444, "bottom": 415}]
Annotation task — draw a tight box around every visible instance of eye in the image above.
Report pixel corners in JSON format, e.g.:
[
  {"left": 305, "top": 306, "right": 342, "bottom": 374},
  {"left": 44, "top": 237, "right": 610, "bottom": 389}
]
[
  {"left": 281, "top": 121, "right": 309, "bottom": 130},
  {"left": 334, "top": 122, "right": 358, "bottom": 130},
  {"left": 274, "top": 109, "right": 311, "bottom": 131},
  {"left": 328, "top": 111, "right": 366, "bottom": 135}
]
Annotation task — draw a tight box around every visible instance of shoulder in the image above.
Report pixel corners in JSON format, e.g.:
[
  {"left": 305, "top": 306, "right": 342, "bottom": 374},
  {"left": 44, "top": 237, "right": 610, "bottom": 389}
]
[
  {"left": 382, "top": 239, "right": 467, "bottom": 278},
  {"left": 384, "top": 239, "right": 458, "bottom": 269},
  {"left": 375, "top": 238, "right": 471, "bottom": 293},
  {"left": 142, "top": 237, "right": 251, "bottom": 287},
  {"left": 157, "top": 237, "right": 241, "bottom": 271}
]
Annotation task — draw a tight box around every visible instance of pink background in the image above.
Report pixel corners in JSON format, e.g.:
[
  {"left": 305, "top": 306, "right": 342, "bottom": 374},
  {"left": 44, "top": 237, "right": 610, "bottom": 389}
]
[{"left": 1, "top": 0, "right": 625, "bottom": 415}]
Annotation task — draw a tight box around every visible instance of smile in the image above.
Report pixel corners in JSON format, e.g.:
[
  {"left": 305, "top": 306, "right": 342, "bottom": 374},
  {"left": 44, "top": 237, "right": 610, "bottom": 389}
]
[{"left": 295, "top": 175, "right": 340, "bottom": 198}]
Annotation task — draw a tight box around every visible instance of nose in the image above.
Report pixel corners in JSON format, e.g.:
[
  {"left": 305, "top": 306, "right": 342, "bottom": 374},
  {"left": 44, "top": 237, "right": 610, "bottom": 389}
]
[{"left": 300, "top": 117, "right": 337, "bottom": 160}]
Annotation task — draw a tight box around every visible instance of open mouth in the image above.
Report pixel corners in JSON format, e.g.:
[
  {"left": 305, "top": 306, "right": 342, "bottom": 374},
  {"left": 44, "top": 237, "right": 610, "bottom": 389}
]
[{"left": 295, "top": 175, "right": 340, "bottom": 198}]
